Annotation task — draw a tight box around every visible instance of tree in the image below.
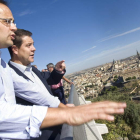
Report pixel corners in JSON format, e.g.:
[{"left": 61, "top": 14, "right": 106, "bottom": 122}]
[
  {"left": 114, "top": 75, "right": 118, "bottom": 78},
  {"left": 126, "top": 77, "right": 132, "bottom": 81},
  {"left": 132, "top": 76, "right": 136, "bottom": 79},
  {"left": 110, "top": 86, "right": 118, "bottom": 91},
  {"left": 91, "top": 90, "right": 140, "bottom": 139}
]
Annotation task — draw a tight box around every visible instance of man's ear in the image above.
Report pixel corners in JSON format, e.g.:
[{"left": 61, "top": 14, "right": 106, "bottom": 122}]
[{"left": 11, "top": 45, "right": 19, "bottom": 55}]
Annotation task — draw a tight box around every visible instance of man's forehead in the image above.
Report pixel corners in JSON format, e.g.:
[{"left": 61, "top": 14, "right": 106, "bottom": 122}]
[
  {"left": 0, "top": 7, "right": 3, "bottom": 14},
  {"left": 0, "top": 3, "right": 5, "bottom": 12},
  {"left": 0, "top": 3, "right": 13, "bottom": 18},
  {"left": 22, "top": 36, "right": 34, "bottom": 43}
]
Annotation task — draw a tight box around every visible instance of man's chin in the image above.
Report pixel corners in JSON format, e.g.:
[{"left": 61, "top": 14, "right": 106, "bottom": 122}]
[
  {"left": 0, "top": 39, "right": 13, "bottom": 49},
  {"left": 1, "top": 44, "right": 13, "bottom": 49},
  {"left": 6, "top": 41, "right": 13, "bottom": 48},
  {"left": 30, "top": 59, "right": 34, "bottom": 63}
]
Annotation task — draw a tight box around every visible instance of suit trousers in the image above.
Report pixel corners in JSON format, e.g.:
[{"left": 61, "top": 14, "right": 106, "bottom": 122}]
[
  {"left": 32, "top": 125, "right": 62, "bottom": 140},
  {"left": 51, "top": 86, "right": 66, "bottom": 105}
]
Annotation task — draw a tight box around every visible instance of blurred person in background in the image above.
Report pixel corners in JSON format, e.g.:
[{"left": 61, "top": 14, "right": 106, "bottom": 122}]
[{"left": 47, "top": 63, "right": 74, "bottom": 104}]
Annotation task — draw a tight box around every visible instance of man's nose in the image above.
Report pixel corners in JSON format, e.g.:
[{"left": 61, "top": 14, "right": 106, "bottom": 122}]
[
  {"left": 10, "top": 23, "right": 17, "bottom": 32},
  {"left": 32, "top": 45, "right": 36, "bottom": 51}
]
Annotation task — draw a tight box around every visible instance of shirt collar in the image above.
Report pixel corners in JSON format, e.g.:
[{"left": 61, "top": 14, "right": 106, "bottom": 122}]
[
  {"left": 10, "top": 61, "right": 32, "bottom": 73},
  {"left": 0, "top": 50, "right": 1, "bottom": 58}
]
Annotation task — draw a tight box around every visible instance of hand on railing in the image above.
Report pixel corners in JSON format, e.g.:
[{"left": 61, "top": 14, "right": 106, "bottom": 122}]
[{"left": 69, "top": 81, "right": 74, "bottom": 85}]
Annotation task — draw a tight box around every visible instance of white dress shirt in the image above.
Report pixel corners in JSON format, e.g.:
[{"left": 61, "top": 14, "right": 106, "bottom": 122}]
[
  {"left": 0, "top": 51, "right": 47, "bottom": 139},
  {"left": 9, "top": 61, "right": 60, "bottom": 108}
]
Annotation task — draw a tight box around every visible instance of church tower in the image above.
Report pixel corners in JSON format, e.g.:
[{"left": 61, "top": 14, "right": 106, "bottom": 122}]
[
  {"left": 137, "top": 50, "right": 140, "bottom": 68},
  {"left": 111, "top": 59, "right": 115, "bottom": 72}
]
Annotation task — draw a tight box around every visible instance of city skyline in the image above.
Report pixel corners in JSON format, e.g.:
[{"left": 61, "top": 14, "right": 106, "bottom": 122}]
[{"left": 1, "top": 0, "right": 140, "bottom": 74}]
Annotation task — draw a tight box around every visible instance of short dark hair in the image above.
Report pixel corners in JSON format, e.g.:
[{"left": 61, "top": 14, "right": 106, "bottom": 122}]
[
  {"left": 8, "top": 28, "right": 32, "bottom": 57},
  {"left": 0, "top": 0, "right": 8, "bottom": 6},
  {"left": 47, "top": 63, "right": 54, "bottom": 68}
]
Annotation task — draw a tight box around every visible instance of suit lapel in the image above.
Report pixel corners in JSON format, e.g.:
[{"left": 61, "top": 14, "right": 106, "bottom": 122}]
[
  {"left": 8, "top": 61, "right": 34, "bottom": 82},
  {"left": 32, "top": 66, "right": 48, "bottom": 87},
  {"left": 9, "top": 62, "right": 52, "bottom": 95},
  {"left": 32, "top": 67, "right": 53, "bottom": 95}
]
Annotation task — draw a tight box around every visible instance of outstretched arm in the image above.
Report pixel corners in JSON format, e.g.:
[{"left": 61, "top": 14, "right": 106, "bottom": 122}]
[
  {"left": 63, "top": 76, "right": 74, "bottom": 85},
  {"left": 41, "top": 60, "right": 66, "bottom": 85},
  {"left": 40, "top": 101, "right": 126, "bottom": 128}
]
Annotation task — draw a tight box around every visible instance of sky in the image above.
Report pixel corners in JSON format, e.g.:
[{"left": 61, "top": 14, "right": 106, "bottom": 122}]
[{"left": 1, "top": 0, "right": 140, "bottom": 74}]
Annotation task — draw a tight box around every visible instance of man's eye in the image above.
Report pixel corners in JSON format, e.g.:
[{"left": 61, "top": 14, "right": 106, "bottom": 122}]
[
  {"left": 3, "top": 19, "right": 11, "bottom": 24},
  {"left": 8, "top": 20, "right": 14, "bottom": 23},
  {"left": 26, "top": 44, "right": 31, "bottom": 47},
  {"left": 3, "top": 19, "right": 8, "bottom": 23},
  {"left": 7, "top": 20, "right": 11, "bottom": 24}
]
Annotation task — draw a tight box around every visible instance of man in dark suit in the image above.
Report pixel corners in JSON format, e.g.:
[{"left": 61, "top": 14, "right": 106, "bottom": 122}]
[{"left": 8, "top": 28, "right": 68, "bottom": 140}]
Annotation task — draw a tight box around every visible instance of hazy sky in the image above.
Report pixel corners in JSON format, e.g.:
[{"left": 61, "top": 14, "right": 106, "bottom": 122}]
[{"left": 1, "top": 0, "right": 140, "bottom": 74}]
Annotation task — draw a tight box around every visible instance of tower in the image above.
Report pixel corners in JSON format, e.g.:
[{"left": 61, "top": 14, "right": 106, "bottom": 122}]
[
  {"left": 111, "top": 59, "right": 115, "bottom": 72},
  {"left": 137, "top": 50, "right": 140, "bottom": 68}
]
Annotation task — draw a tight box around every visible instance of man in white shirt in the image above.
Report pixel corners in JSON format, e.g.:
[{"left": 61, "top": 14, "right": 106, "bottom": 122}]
[
  {"left": 0, "top": 0, "right": 126, "bottom": 139},
  {"left": 8, "top": 28, "right": 68, "bottom": 109},
  {"left": 8, "top": 28, "right": 71, "bottom": 140}
]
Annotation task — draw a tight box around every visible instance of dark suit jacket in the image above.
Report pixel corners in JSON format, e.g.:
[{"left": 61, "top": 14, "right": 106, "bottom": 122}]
[{"left": 8, "top": 62, "right": 65, "bottom": 106}]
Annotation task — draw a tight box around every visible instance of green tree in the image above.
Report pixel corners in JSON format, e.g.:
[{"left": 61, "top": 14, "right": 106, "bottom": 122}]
[
  {"left": 126, "top": 77, "right": 132, "bottom": 81},
  {"left": 103, "top": 82, "right": 107, "bottom": 85},
  {"left": 114, "top": 78, "right": 117, "bottom": 82},
  {"left": 92, "top": 91, "right": 140, "bottom": 139},
  {"left": 110, "top": 86, "right": 118, "bottom": 91},
  {"left": 132, "top": 76, "right": 136, "bottom": 79}
]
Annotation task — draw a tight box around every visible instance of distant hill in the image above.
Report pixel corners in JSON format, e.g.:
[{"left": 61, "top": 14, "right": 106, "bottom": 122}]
[{"left": 66, "top": 54, "right": 137, "bottom": 77}]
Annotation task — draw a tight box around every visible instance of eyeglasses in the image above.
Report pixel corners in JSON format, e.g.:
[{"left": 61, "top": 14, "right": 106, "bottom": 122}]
[{"left": 0, "top": 18, "right": 16, "bottom": 27}]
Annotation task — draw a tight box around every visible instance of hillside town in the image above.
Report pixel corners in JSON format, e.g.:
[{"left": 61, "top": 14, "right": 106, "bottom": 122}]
[{"left": 63, "top": 51, "right": 140, "bottom": 99}]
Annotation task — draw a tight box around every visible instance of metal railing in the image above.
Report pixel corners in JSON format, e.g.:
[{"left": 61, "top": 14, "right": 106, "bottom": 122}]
[
  {"left": 60, "top": 85, "right": 74, "bottom": 140},
  {"left": 60, "top": 83, "right": 108, "bottom": 140},
  {"left": 60, "top": 84, "right": 87, "bottom": 140}
]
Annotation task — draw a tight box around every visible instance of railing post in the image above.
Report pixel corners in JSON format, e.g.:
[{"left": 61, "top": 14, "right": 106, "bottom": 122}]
[
  {"left": 60, "top": 84, "right": 74, "bottom": 140},
  {"left": 72, "top": 85, "right": 87, "bottom": 140},
  {"left": 60, "top": 83, "right": 87, "bottom": 140},
  {"left": 68, "top": 84, "right": 74, "bottom": 104},
  {"left": 61, "top": 81, "right": 108, "bottom": 140}
]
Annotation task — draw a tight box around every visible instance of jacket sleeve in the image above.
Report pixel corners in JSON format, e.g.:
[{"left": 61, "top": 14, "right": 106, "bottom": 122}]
[{"left": 41, "top": 69, "right": 66, "bottom": 85}]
